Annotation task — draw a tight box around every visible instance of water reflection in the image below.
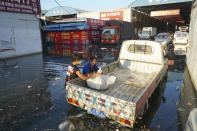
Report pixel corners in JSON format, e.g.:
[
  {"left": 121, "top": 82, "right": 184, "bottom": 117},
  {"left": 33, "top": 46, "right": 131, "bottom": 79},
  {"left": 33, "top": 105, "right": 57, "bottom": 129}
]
[
  {"left": 135, "top": 78, "right": 167, "bottom": 128},
  {"left": 0, "top": 45, "right": 191, "bottom": 130},
  {"left": 0, "top": 54, "right": 52, "bottom": 130},
  {"left": 178, "top": 68, "right": 197, "bottom": 131},
  {"left": 146, "top": 71, "right": 183, "bottom": 131},
  {"left": 168, "top": 55, "right": 186, "bottom": 72}
]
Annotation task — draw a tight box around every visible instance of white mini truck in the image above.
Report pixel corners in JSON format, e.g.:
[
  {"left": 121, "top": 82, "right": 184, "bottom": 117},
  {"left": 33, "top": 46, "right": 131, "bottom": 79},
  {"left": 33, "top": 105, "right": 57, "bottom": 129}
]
[
  {"left": 66, "top": 40, "right": 168, "bottom": 128},
  {"left": 173, "top": 31, "right": 189, "bottom": 55}
]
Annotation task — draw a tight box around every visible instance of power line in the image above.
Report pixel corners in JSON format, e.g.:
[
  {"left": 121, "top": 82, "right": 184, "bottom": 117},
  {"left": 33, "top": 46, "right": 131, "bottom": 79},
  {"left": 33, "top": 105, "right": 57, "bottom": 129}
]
[
  {"left": 53, "top": 0, "right": 67, "bottom": 12},
  {"left": 128, "top": 0, "right": 140, "bottom": 7}
]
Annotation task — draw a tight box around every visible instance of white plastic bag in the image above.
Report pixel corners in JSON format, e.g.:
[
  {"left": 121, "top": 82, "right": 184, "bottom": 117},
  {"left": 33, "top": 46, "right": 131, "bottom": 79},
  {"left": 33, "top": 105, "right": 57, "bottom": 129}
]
[{"left": 86, "top": 75, "right": 116, "bottom": 90}]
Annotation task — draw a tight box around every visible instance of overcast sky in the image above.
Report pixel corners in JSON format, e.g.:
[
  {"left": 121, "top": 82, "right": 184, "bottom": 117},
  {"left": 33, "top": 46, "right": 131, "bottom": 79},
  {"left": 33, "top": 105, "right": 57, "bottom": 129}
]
[{"left": 40, "top": 0, "right": 134, "bottom": 11}]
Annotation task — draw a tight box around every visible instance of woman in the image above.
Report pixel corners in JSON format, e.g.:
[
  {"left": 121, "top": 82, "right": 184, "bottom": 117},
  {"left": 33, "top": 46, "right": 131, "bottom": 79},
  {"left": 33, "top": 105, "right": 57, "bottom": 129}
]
[
  {"left": 83, "top": 56, "right": 99, "bottom": 75},
  {"left": 66, "top": 53, "right": 99, "bottom": 82}
]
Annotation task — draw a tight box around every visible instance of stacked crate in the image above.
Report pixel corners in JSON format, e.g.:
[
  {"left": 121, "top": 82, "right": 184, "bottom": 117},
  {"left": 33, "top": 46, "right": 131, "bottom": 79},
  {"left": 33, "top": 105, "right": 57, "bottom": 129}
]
[{"left": 46, "top": 31, "right": 89, "bottom": 57}]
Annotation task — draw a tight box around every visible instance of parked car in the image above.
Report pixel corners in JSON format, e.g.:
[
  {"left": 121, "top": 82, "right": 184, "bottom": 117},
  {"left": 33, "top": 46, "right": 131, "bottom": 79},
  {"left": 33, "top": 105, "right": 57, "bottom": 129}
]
[
  {"left": 155, "top": 33, "right": 172, "bottom": 56},
  {"left": 173, "top": 31, "right": 189, "bottom": 55}
]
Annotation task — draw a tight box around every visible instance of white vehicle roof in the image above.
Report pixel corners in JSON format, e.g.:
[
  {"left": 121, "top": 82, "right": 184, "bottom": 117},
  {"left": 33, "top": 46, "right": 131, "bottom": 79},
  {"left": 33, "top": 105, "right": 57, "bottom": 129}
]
[
  {"left": 157, "top": 33, "right": 170, "bottom": 36},
  {"left": 174, "top": 31, "right": 188, "bottom": 34},
  {"left": 119, "top": 40, "right": 164, "bottom": 65},
  {"left": 174, "top": 32, "right": 188, "bottom": 37}
]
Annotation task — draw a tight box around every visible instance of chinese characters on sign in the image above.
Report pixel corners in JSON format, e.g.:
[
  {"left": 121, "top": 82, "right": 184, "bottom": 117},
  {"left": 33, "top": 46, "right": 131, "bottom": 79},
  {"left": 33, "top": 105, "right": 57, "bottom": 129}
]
[
  {"left": 100, "top": 11, "right": 123, "bottom": 21},
  {"left": 0, "top": 0, "right": 40, "bottom": 15}
]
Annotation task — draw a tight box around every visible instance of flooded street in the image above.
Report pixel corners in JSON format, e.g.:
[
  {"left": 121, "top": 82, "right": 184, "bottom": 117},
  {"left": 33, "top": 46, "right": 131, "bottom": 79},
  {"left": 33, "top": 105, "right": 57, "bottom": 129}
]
[{"left": 0, "top": 46, "right": 196, "bottom": 131}]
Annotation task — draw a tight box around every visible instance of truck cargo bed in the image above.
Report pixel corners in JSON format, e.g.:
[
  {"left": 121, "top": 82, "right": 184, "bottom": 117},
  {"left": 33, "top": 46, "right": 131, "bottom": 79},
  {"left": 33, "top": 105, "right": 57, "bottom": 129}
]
[{"left": 99, "top": 68, "right": 157, "bottom": 103}]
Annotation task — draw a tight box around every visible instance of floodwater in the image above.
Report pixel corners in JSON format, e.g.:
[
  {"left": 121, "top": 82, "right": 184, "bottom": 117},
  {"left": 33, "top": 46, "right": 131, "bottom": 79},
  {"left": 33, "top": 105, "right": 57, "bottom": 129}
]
[{"left": 0, "top": 46, "right": 196, "bottom": 131}]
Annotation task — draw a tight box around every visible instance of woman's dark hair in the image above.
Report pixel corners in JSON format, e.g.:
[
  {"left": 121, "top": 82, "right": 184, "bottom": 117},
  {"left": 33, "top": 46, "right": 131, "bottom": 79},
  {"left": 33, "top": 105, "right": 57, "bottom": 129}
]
[
  {"left": 72, "top": 53, "right": 82, "bottom": 61},
  {"left": 89, "top": 56, "right": 97, "bottom": 61}
]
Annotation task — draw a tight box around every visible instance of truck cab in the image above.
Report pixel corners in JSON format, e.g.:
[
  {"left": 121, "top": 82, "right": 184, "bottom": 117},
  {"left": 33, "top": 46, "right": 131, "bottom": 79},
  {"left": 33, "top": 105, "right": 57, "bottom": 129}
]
[
  {"left": 101, "top": 26, "right": 120, "bottom": 44},
  {"left": 139, "top": 27, "right": 157, "bottom": 40},
  {"left": 101, "top": 20, "right": 134, "bottom": 44}
]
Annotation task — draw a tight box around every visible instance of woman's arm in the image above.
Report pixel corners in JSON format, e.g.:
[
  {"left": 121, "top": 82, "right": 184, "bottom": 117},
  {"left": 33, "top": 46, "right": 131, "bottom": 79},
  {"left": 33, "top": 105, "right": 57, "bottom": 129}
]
[{"left": 76, "top": 71, "right": 100, "bottom": 80}]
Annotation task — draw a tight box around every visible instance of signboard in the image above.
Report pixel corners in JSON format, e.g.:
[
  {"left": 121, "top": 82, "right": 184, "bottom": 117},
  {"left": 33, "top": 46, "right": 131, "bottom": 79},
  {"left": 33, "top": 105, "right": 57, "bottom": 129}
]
[
  {"left": 150, "top": 9, "right": 180, "bottom": 17},
  {"left": 0, "top": 0, "right": 40, "bottom": 15},
  {"left": 87, "top": 18, "right": 105, "bottom": 26},
  {"left": 100, "top": 11, "right": 123, "bottom": 21}
]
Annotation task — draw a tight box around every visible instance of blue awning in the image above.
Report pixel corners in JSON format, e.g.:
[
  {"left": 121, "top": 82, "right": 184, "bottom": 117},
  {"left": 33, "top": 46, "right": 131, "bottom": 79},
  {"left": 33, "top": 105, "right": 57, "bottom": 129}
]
[
  {"left": 45, "top": 6, "right": 87, "bottom": 17},
  {"left": 44, "top": 21, "right": 87, "bottom": 31}
]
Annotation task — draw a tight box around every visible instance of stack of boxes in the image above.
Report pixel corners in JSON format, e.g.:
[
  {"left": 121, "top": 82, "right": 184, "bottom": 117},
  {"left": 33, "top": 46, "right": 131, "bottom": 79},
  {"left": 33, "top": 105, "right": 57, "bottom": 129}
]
[
  {"left": 46, "top": 31, "right": 89, "bottom": 57},
  {"left": 44, "top": 18, "right": 105, "bottom": 58}
]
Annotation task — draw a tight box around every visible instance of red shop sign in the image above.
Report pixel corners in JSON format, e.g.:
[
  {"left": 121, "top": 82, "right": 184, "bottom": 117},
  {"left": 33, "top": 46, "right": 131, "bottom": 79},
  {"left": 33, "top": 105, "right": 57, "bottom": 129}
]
[
  {"left": 0, "top": 0, "right": 41, "bottom": 15},
  {"left": 100, "top": 11, "right": 123, "bottom": 21}
]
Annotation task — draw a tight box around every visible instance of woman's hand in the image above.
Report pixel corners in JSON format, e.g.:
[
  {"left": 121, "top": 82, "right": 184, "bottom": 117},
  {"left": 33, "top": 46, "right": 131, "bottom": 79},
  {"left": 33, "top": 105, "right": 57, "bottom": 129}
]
[{"left": 92, "top": 72, "right": 101, "bottom": 77}]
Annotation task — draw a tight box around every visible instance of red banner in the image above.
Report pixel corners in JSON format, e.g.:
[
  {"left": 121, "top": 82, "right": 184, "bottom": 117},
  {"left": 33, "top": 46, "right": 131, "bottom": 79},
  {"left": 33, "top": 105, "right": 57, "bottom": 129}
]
[
  {"left": 100, "top": 11, "right": 123, "bottom": 21},
  {"left": 0, "top": 0, "right": 40, "bottom": 15}
]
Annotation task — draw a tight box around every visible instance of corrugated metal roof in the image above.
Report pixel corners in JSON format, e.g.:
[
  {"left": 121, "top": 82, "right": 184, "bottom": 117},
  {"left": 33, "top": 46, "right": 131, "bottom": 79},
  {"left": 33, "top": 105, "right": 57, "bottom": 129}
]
[
  {"left": 131, "top": 0, "right": 192, "bottom": 7},
  {"left": 45, "top": 6, "right": 87, "bottom": 17}
]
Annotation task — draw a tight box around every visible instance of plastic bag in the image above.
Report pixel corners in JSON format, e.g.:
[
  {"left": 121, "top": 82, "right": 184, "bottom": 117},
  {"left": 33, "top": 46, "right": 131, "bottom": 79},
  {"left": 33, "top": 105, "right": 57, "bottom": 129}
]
[{"left": 86, "top": 75, "right": 116, "bottom": 90}]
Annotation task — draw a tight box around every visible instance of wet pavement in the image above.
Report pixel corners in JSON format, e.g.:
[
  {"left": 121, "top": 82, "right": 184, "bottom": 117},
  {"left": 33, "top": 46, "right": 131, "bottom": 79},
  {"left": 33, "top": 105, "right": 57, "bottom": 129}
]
[{"left": 0, "top": 45, "right": 197, "bottom": 131}]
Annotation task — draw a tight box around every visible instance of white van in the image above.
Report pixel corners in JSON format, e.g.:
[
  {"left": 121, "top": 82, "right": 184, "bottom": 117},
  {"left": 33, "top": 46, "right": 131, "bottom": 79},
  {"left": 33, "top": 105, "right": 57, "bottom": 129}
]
[{"left": 173, "top": 31, "right": 189, "bottom": 55}]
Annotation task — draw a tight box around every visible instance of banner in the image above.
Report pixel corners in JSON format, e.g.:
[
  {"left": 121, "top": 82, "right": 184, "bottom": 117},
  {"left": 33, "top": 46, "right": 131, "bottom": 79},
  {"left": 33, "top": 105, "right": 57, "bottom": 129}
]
[
  {"left": 100, "top": 11, "right": 123, "bottom": 21},
  {"left": 0, "top": 0, "right": 40, "bottom": 15}
]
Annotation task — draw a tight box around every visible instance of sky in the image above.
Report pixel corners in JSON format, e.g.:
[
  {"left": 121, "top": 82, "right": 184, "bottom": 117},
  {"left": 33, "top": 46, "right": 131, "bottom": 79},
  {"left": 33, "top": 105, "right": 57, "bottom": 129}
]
[{"left": 40, "top": 0, "right": 134, "bottom": 11}]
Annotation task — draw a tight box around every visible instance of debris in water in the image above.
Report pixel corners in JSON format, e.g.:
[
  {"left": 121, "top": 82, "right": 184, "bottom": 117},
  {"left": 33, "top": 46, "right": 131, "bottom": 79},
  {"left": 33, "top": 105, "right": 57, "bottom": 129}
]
[
  {"left": 138, "top": 116, "right": 142, "bottom": 120},
  {"left": 187, "top": 102, "right": 192, "bottom": 106},
  {"left": 27, "top": 85, "right": 32, "bottom": 88},
  {"left": 59, "top": 120, "right": 75, "bottom": 131},
  {"left": 109, "top": 120, "right": 117, "bottom": 124},
  {"left": 13, "top": 65, "right": 19, "bottom": 69},
  {"left": 75, "top": 112, "right": 86, "bottom": 118},
  {"left": 49, "top": 105, "right": 55, "bottom": 111},
  {"left": 176, "top": 86, "right": 179, "bottom": 91},
  {"left": 191, "top": 97, "right": 197, "bottom": 100},
  {"left": 55, "top": 77, "right": 61, "bottom": 80},
  {"left": 178, "top": 108, "right": 185, "bottom": 112},
  {"left": 156, "top": 125, "right": 160, "bottom": 128},
  {"left": 59, "top": 120, "right": 70, "bottom": 131},
  {"left": 157, "top": 117, "right": 162, "bottom": 120},
  {"left": 43, "top": 129, "right": 56, "bottom": 131},
  {"left": 135, "top": 121, "right": 138, "bottom": 124},
  {"left": 0, "top": 109, "right": 3, "bottom": 111},
  {"left": 101, "top": 48, "right": 107, "bottom": 50},
  {"left": 174, "top": 69, "right": 178, "bottom": 72}
]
